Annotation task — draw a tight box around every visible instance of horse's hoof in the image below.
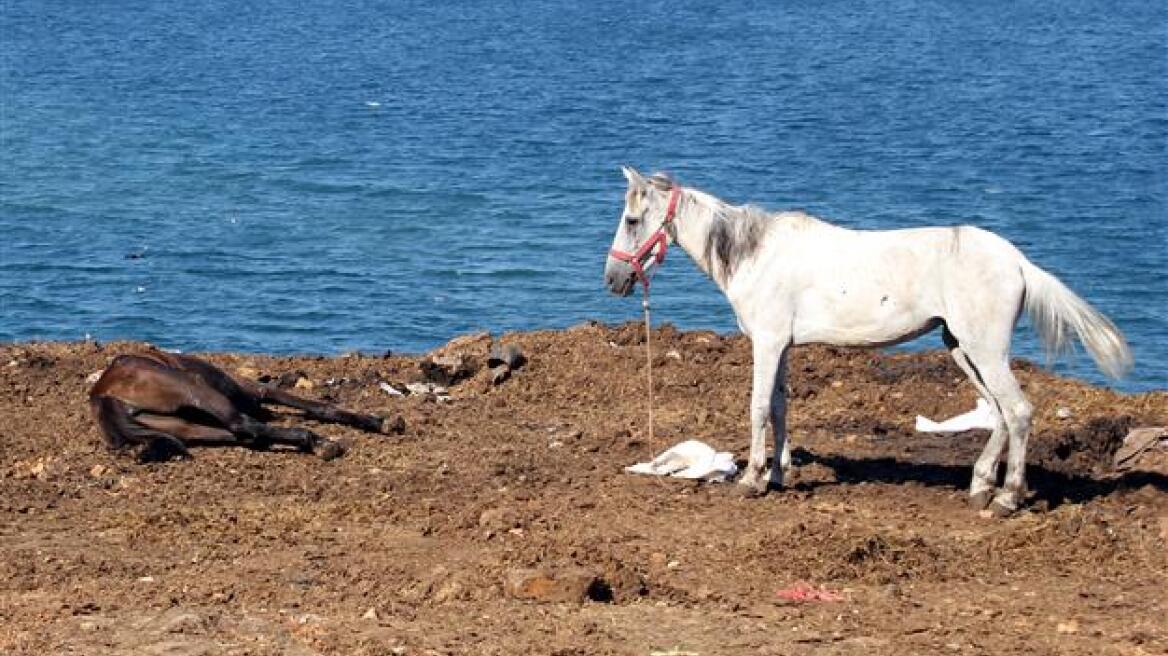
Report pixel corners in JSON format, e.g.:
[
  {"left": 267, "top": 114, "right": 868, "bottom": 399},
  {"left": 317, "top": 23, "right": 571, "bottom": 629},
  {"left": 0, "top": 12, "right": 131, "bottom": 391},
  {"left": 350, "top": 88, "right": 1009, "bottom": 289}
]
[
  {"left": 986, "top": 500, "right": 1017, "bottom": 518},
  {"left": 738, "top": 484, "right": 768, "bottom": 499},
  {"left": 315, "top": 441, "right": 345, "bottom": 461},
  {"left": 969, "top": 490, "right": 994, "bottom": 510}
]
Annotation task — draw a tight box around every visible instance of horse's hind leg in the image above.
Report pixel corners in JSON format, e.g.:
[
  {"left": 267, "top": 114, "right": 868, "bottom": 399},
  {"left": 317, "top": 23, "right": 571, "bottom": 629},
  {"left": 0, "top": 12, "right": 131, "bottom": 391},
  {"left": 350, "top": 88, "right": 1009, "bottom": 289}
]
[
  {"left": 951, "top": 341, "right": 1033, "bottom": 515},
  {"left": 977, "top": 363, "right": 1032, "bottom": 516},
  {"left": 942, "top": 328, "right": 1007, "bottom": 509},
  {"left": 256, "top": 386, "right": 384, "bottom": 434},
  {"left": 90, "top": 396, "right": 192, "bottom": 462},
  {"left": 248, "top": 424, "right": 344, "bottom": 461}
]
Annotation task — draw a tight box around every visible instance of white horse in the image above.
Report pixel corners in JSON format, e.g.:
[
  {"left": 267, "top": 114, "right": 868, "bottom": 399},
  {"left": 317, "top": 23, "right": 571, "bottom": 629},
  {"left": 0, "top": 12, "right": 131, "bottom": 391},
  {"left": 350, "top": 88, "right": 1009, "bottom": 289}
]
[{"left": 604, "top": 167, "right": 1131, "bottom": 516}]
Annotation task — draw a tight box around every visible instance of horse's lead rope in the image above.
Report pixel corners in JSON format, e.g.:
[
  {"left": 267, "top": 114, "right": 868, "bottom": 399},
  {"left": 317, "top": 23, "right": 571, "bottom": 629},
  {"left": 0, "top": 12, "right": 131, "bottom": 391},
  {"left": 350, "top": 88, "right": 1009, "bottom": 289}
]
[{"left": 642, "top": 289, "right": 655, "bottom": 448}]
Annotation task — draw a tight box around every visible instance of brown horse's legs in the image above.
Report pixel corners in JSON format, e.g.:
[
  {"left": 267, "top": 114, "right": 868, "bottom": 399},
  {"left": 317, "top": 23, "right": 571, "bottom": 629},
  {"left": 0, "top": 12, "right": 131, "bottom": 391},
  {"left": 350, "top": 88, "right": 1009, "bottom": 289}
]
[
  {"left": 137, "top": 436, "right": 192, "bottom": 462},
  {"left": 256, "top": 387, "right": 384, "bottom": 433},
  {"left": 91, "top": 396, "right": 192, "bottom": 461},
  {"left": 244, "top": 423, "right": 344, "bottom": 460},
  {"left": 135, "top": 410, "right": 340, "bottom": 460}
]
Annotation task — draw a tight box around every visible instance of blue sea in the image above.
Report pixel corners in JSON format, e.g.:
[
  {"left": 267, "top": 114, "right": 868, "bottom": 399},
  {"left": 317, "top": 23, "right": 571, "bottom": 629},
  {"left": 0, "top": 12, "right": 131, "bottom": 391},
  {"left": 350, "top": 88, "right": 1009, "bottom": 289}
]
[{"left": 1, "top": 1, "right": 1165, "bottom": 392}]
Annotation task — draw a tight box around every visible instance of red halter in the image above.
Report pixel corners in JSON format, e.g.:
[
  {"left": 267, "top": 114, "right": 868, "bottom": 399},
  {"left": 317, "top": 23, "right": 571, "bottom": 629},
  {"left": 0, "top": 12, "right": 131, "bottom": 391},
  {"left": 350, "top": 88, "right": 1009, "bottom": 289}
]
[{"left": 609, "top": 186, "right": 682, "bottom": 292}]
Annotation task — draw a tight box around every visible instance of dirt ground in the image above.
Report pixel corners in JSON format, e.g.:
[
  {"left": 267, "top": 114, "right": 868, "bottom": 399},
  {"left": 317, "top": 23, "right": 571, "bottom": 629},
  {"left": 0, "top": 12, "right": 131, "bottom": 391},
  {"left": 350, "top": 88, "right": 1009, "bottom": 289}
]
[{"left": 2, "top": 323, "right": 1166, "bottom": 656}]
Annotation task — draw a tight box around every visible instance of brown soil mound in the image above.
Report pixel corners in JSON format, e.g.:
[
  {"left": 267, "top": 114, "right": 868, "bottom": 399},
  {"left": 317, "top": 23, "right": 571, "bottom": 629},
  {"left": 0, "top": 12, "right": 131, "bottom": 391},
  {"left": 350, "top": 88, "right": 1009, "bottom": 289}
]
[{"left": 2, "top": 324, "right": 1166, "bottom": 655}]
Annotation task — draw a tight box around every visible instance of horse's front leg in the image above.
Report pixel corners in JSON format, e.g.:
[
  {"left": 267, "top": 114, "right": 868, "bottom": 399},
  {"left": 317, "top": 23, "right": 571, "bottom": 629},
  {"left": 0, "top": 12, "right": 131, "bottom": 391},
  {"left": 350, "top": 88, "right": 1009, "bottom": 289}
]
[
  {"left": 770, "top": 349, "right": 792, "bottom": 487},
  {"left": 740, "top": 337, "right": 789, "bottom": 495}
]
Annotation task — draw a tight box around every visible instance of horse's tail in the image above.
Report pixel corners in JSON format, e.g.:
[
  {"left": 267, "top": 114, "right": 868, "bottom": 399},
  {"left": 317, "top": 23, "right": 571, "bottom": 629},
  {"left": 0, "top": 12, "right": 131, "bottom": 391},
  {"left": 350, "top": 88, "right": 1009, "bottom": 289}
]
[
  {"left": 1018, "top": 259, "right": 1132, "bottom": 379},
  {"left": 90, "top": 395, "right": 172, "bottom": 451}
]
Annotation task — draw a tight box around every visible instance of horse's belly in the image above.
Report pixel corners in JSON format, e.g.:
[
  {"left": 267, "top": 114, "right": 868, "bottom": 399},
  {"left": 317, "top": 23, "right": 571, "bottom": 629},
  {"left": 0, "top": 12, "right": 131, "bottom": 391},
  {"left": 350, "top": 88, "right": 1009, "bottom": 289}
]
[{"left": 791, "top": 288, "right": 938, "bottom": 347}]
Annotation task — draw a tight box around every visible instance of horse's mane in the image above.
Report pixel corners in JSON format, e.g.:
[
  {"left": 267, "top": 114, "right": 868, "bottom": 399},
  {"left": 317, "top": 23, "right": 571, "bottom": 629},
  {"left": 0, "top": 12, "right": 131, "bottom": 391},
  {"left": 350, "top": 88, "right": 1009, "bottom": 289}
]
[{"left": 649, "top": 172, "right": 798, "bottom": 286}]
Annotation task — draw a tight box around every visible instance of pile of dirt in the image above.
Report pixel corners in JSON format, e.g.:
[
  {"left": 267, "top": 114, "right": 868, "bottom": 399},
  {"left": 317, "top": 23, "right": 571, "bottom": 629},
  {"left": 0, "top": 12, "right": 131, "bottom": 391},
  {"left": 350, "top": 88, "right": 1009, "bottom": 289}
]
[{"left": 2, "top": 324, "right": 1166, "bottom": 655}]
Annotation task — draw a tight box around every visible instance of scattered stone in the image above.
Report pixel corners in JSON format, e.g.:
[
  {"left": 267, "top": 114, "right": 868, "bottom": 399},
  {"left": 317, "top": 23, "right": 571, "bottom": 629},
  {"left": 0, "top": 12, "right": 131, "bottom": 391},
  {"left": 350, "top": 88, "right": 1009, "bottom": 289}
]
[
  {"left": 490, "top": 364, "right": 511, "bottom": 385},
  {"left": 362, "top": 607, "right": 379, "bottom": 621},
  {"left": 1056, "top": 619, "right": 1080, "bottom": 634},
  {"left": 1113, "top": 427, "right": 1168, "bottom": 470},
  {"left": 665, "top": 349, "right": 682, "bottom": 361},
  {"left": 274, "top": 370, "right": 308, "bottom": 388},
  {"left": 478, "top": 507, "right": 518, "bottom": 531},
  {"left": 294, "top": 377, "right": 315, "bottom": 390},
  {"left": 85, "top": 369, "right": 105, "bottom": 385},
  {"left": 405, "top": 381, "right": 449, "bottom": 401},
  {"left": 379, "top": 381, "right": 405, "bottom": 397},
  {"left": 30, "top": 459, "right": 53, "bottom": 480},
  {"left": 431, "top": 331, "right": 492, "bottom": 359},
  {"left": 235, "top": 366, "right": 260, "bottom": 381},
  {"left": 420, "top": 353, "right": 476, "bottom": 386},
  {"left": 89, "top": 464, "right": 107, "bottom": 478},
  {"left": 504, "top": 567, "right": 605, "bottom": 603},
  {"left": 158, "top": 609, "right": 204, "bottom": 634},
  {"left": 381, "top": 415, "right": 407, "bottom": 434},
  {"left": 488, "top": 343, "right": 526, "bottom": 370},
  {"left": 1056, "top": 407, "right": 1073, "bottom": 419}
]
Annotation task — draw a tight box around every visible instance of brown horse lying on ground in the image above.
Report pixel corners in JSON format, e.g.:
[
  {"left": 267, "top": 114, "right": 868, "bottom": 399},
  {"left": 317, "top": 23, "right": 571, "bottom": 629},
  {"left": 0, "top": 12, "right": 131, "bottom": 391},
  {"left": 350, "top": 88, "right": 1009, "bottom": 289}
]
[{"left": 89, "top": 349, "right": 391, "bottom": 462}]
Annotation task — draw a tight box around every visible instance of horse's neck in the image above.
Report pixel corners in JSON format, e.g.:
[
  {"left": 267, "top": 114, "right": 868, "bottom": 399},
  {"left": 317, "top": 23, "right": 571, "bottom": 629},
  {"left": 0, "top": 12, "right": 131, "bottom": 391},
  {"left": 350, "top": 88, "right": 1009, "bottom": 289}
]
[
  {"left": 672, "top": 188, "right": 836, "bottom": 290},
  {"left": 671, "top": 189, "right": 726, "bottom": 282}
]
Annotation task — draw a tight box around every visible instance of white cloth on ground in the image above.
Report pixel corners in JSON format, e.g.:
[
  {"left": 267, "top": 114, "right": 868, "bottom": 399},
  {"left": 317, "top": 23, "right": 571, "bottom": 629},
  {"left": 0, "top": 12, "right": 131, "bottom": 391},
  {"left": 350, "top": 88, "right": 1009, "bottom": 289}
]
[
  {"left": 625, "top": 439, "right": 738, "bottom": 482},
  {"left": 914, "top": 398, "right": 997, "bottom": 433}
]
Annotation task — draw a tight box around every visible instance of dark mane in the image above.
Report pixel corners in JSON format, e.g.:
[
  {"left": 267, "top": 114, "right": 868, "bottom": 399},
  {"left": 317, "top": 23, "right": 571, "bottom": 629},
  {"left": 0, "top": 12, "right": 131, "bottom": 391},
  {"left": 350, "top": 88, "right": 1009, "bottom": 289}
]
[{"left": 701, "top": 203, "right": 769, "bottom": 286}]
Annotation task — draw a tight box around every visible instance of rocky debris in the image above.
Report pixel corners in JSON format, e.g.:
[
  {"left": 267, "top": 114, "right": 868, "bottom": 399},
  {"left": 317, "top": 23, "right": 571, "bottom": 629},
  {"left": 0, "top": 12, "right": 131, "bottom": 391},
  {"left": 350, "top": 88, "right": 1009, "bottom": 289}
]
[
  {"left": 1113, "top": 426, "right": 1168, "bottom": 470},
  {"left": 419, "top": 353, "right": 476, "bottom": 387},
  {"left": 1, "top": 327, "right": 1166, "bottom": 654},
  {"left": 503, "top": 567, "right": 609, "bottom": 603},
  {"left": 381, "top": 415, "right": 407, "bottom": 434},
  {"left": 234, "top": 366, "right": 260, "bottom": 381},
  {"left": 405, "top": 381, "right": 451, "bottom": 401},
  {"left": 490, "top": 365, "right": 511, "bottom": 385},
  {"left": 268, "top": 370, "right": 310, "bottom": 389},
  {"left": 488, "top": 343, "right": 525, "bottom": 370},
  {"left": 487, "top": 342, "right": 526, "bottom": 386},
  {"left": 379, "top": 381, "right": 405, "bottom": 397},
  {"left": 429, "top": 331, "right": 492, "bottom": 360}
]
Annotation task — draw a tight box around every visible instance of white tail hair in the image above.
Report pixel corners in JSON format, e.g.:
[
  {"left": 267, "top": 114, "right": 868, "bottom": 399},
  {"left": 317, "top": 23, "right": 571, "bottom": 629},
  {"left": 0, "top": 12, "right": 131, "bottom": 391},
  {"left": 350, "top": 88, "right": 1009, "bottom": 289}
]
[{"left": 1020, "top": 260, "right": 1133, "bottom": 379}]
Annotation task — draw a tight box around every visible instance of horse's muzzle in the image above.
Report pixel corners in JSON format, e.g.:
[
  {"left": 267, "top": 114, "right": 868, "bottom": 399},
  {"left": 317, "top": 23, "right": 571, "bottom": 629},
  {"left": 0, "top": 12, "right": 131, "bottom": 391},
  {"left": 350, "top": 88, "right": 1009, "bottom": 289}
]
[{"left": 604, "top": 257, "right": 637, "bottom": 297}]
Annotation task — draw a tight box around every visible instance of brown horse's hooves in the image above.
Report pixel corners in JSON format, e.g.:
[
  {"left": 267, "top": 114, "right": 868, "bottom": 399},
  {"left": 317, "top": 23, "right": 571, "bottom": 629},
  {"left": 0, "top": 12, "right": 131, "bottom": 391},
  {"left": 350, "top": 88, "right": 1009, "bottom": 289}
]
[
  {"left": 136, "top": 439, "right": 192, "bottom": 463},
  {"left": 315, "top": 441, "right": 345, "bottom": 461},
  {"left": 969, "top": 490, "right": 994, "bottom": 510},
  {"left": 379, "top": 415, "right": 407, "bottom": 435}
]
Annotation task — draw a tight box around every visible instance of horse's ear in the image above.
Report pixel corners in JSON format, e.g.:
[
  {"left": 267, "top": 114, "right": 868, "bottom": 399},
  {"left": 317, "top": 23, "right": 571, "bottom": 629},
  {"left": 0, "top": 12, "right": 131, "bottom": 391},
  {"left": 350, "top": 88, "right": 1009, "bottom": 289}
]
[{"left": 621, "top": 165, "right": 645, "bottom": 186}]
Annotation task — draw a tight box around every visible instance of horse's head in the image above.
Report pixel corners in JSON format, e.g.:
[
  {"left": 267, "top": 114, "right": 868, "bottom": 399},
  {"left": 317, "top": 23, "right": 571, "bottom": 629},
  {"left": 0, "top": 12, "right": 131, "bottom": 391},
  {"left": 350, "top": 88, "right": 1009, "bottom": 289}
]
[{"left": 604, "top": 166, "right": 679, "bottom": 297}]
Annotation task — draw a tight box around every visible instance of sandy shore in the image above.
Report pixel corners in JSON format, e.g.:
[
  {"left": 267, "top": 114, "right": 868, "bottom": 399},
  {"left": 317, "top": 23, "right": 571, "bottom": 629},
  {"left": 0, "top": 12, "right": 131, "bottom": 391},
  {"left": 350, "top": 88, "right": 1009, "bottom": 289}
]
[{"left": 2, "top": 323, "right": 1166, "bottom": 655}]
